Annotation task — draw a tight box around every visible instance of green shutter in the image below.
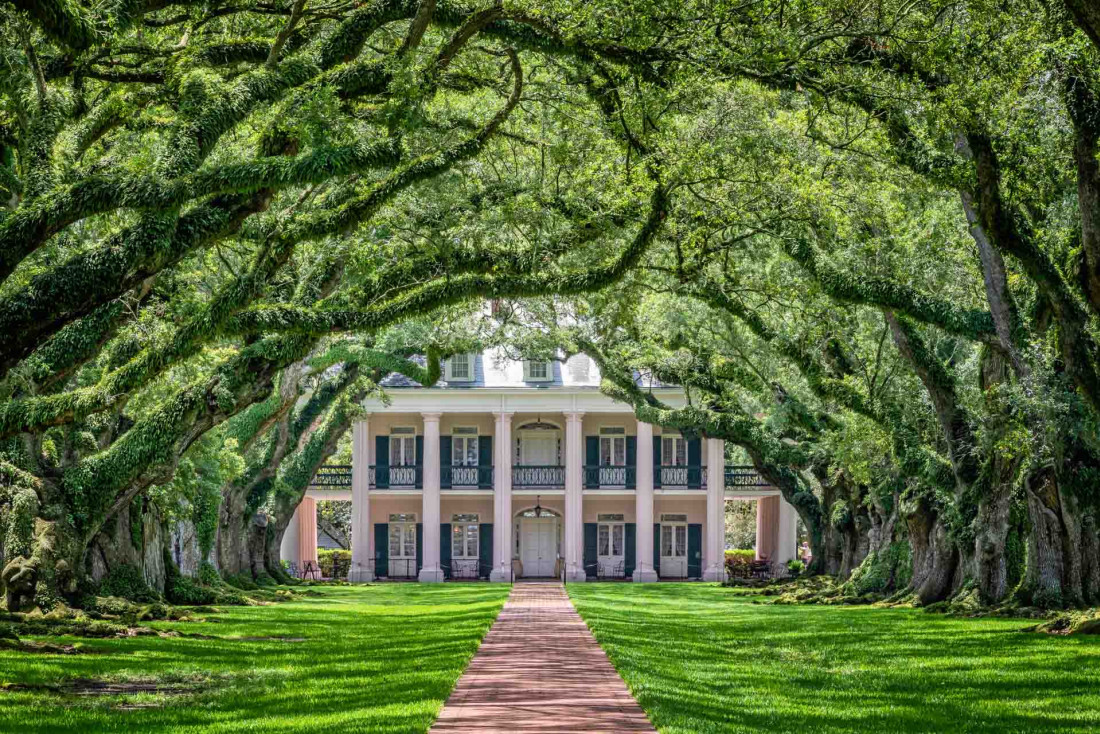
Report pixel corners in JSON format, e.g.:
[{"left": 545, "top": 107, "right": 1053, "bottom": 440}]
[
  {"left": 479, "top": 523, "right": 494, "bottom": 579},
  {"left": 584, "top": 523, "right": 598, "bottom": 579},
  {"left": 626, "top": 436, "right": 637, "bottom": 489},
  {"left": 688, "top": 523, "right": 702, "bottom": 578},
  {"left": 415, "top": 523, "right": 423, "bottom": 573},
  {"left": 653, "top": 436, "right": 662, "bottom": 488},
  {"left": 653, "top": 524, "right": 661, "bottom": 578},
  {"left": 375, "top": 436, "right": 389, "bottom": 488},
  {"left": 584, "top": 437, "right": 599, "bottom": 488},
  {"left": 440, "top": 436, "right": 452, "bottom": 489},
  {"left": 440, "top": 523, "right": 452, "bottom": 579},
  {"left": 374, "top": 523, "right": 388, "bottom": 576},
  {"left": 625, "top": 523, "right": 636, "bottom": 577},
  {"left": 478, "top": 436, "right": 493, "bottom": 489},
  {"left": 688, "top": 438, "right": 702, "bottom": 488},
  {"left": 415, "top": 436, "right": 424, "bottom": 488}
]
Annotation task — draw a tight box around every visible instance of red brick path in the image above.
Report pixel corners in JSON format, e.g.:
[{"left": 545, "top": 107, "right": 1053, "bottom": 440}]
[{"left": 431, "top": 582, "right": 655, "bottom": 733}]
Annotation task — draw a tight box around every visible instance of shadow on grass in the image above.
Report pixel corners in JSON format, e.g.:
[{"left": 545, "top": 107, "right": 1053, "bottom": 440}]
[
  {"left": 569, "top": 583, "right": 1100, "bottom": 734},
  {"left": 0, "top": 583, "right": 511, "bottom": 733}
]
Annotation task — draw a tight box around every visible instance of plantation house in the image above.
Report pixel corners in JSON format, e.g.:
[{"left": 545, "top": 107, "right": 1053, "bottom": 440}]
[{"left": 282, "top": 351, "right": 799, "bottom": 581}]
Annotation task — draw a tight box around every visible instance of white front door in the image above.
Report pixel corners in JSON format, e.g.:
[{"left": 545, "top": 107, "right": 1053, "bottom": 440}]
[
  {"left": 660, "top": 523, "right": 688, "bottom": 578},
  {"left": 520, "top": 517, "right": 557, "bottom": 577},
  {"left": 598, "top": 522, "right": 625, "bottom": 577}
]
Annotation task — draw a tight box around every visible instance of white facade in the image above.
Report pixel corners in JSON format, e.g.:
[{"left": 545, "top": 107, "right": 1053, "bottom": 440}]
[{"left": 282, "top": 352, "right": 800, "bottom": 581}]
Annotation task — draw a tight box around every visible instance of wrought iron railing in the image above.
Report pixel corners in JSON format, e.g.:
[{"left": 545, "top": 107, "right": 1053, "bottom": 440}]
[
  {"left": 442, "top": 464, "right": 493, "bottom": 488},
  {"left": 310, "top": 465, "right": 352, "bottom": 487},
  {"left": 724, "top": 465, "right": 769, "bottom": 488},
  {"left": 512, "top": 464, "right": 565, "bottom": 487},
  {"left": 447, "top": 559, "right": 481, "bottom": 580},
  {"left": 369, "top": 465, "right": 422, "bottom": 488},
  {"left": 385, "top": 558, "right": 418, "bottom": 579},
  {"left": 583, "top": 465, "right": 636, "bottom": 488},
  {"left": 657, "top": 464, "right": 704, "bottom": 488}
]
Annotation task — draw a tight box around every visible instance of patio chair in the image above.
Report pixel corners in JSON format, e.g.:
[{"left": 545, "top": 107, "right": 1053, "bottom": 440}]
[{"left": 301, "top": 560, "right": 320, "bottom": 581}]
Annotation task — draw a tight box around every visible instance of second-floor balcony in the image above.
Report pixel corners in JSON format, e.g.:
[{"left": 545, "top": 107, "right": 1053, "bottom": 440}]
[
  {"left": 442, "top": 464, "right": 494, "bottom": 489},
  {"left": 513, "top": 464, "right": 565, "bottom": 488},
  {"left": 656, "top": 464, "right": 704, "bottom": 488},
  {"left": 311, "top": 462, "right": 770, "bottom": 491},
  {"left": 584, "top": 465, "right": 637, "bottom": 489}
]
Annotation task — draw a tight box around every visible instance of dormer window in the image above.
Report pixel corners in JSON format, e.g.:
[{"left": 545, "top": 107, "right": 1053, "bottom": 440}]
[
  {"left": 524, "top": 359, "right": 552, "bottom": 382},
  {"left": 446, "top": 353, "right": 474, "bottom": 382}
]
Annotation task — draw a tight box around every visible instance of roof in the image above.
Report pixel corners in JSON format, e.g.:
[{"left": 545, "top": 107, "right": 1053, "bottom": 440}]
[{"left": 378, "top": 349, "right": 673, "bottom": 390}]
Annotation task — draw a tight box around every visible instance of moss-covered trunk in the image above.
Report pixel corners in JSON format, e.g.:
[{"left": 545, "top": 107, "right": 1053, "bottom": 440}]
[{"left": 906, "top": 500, "right": 960, "bottom": 604}]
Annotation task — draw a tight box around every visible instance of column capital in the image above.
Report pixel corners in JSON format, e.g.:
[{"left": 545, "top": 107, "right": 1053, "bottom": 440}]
[
  {"left": 421, "top": 411, "right": 442, "bottom": 422},
  {"left": 563, "top": 410, "right": 585, "bottom": 422},
  {"left": 492, "top": 411, "right": 515, "bottom": 420}
]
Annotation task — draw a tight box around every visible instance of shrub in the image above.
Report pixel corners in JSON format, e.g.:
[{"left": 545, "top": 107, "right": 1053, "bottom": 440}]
[
  {"left": 317, "top": 549, "right": 351, "bottom": 578},
  {"left": 97, "top": 565, "right": 159, "bottom": 603},
  {"left": 724, "top": 549, "right": 755, "bottom": 579},
  {"left": 166, "top": 575, "right": 218, "bottom": 606},
  {"left": 787, "top": 559, "right": 805, "bottom": 576}
]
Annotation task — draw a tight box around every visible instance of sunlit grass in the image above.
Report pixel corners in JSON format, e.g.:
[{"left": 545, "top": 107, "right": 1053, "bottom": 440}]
[
  {"left": 0, "top": 584, "right": 510, "bottom": 733},
  {"left": 569, "top": 583, "right": 1100, "bottom": 734}
]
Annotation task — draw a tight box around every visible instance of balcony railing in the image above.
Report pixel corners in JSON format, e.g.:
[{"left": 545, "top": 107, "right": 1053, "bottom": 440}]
[
  {"left": 341, "top": 462, "right": 767, "bottom": 491},
  {"left": 512, "top": 465, "right": 565, "bottom": 487},
  {"left": 442, "top": 464, "right": 494, "bottom": 488},
  {"left": 657, "top": 464, "right": 704, "bottom": 488},
  {"left": 310, "top": 465, "right": 352, "bottom": 487},
  {"left": 583, "top": 465, "right": 636, "bottom": 489},
  {"left": 369, "top": 465, "right": 422, "bottom": 489},
  {"left": 725, "top": 465, "right": 769, "bottom": 488}
]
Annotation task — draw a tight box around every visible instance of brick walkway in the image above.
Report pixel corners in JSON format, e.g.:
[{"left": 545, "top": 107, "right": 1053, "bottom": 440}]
[{"left": 431, "top": 582, "right": 655, "bottom": 733}]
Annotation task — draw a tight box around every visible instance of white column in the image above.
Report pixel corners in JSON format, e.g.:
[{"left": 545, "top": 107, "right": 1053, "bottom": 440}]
[
  {"left": 297, "top": 496, "right": 318, "bottom": 571},
  {"left": 281, "top": 504, "right": 301, "bottom": 569},
  {"left": 775, "top": 497, "right": 799, "bottom": 566},
  {"left": 563, "top": 411, "right": 586, "bottom": 581},
  {"left": 703, "top": 438, "right": 726, "bottom": 581},
  {"left": 490, "top": 412, "right": 514, "bottom": 582},
  {"left": 348, "top": 418, "right": 374, "bottom": 582},
  {"left": 633, "top": 421, "right": 658, "bottom": 582},
  {"left": 419, "top": 412, "right": 445, "bottom": 582}
]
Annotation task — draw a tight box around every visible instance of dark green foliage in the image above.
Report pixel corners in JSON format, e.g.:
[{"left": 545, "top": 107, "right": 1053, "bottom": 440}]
[{"left": 96, "top": 565, "right": 159, "bottom": 603}]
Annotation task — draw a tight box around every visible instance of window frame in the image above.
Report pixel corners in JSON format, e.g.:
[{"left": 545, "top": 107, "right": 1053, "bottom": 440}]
[
  {"left": 389, "top": 427, "right": 417, "bottom": 467},
  {"left": 451, "top": 426, "right": 479, "bottom": 467},
  {"left": 524, "top": 359, "right": 552, "bottom": 382},
  {"left": 451, "top": 514, "right": 480, "bottom": 559},
  {"left": 446, "top": 353, "right": 474, "bottom": 382}
]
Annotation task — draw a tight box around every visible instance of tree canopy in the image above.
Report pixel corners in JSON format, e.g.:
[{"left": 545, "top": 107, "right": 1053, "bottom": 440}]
[{"left": 1, "top": 0, "right": 1099, "bottom": 614}]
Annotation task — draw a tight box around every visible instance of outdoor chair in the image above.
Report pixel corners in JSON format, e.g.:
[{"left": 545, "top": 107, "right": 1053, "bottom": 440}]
[
  {"left": 750, "top": 559, "right": 771, "bottom": 579},
  {"left": 301, "top": 560, "right": 320, "bottom": 581}
]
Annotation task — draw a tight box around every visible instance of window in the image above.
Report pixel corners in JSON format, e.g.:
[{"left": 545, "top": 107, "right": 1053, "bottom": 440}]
[
  {"left": 600, "top": 426, "right": 626, "bottom": 466},
  {"left": 597, "top": 514, "right": 625, "bottom": 522},
  {"left": 446, "top": 353, "right": 473, "bottom": 382},
  {"left": 452, "top": 427, "right": 479, "bottom": 466},
  {"left": 661, "top": 524, "right": 687, "bottom": 558},
  {"left": 390, "top": 427, "right": 416, "bottom": 466},
  {"left": 388, "top": 514, "right": 417, "bottom": 560},
  {"left": 451, "top": 514, "right": 479, "bottom": 559},
  {"left": 598, "top": 522, "right": 624, "bottom": 557},
  {"left": 662, "top": 434, "right": 686, "bottom": 465},
  {"left": 525, "top": 359, "right": 552, "bottom": 382},
  {"left": 661, "top": 513, "right": 688, "bottom": 522}
]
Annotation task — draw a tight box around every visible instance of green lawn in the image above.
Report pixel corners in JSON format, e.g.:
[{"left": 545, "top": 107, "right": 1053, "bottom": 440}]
[
  {"left": 0, "top": 584, "right": 510, "bottom": 733},
  {"left": 568, "top": 583, "right": 1100, "bottom": 734}
]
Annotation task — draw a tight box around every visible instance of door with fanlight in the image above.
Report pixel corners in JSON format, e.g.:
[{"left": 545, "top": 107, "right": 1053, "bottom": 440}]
[
  {"left": 659, "top": 514, "right": 688, "bottom": 578},
  {"left": 520, "top": 516, "right": 557, "bottom": 577}
]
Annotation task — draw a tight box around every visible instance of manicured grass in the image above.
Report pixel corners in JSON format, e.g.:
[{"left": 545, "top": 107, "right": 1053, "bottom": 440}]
[
  {"left": 568, "top": 583, "right": 1100, "bottom": 733},
  {"left": 0, "top": 584, "right": 510, "bottom": 733}
]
